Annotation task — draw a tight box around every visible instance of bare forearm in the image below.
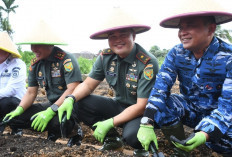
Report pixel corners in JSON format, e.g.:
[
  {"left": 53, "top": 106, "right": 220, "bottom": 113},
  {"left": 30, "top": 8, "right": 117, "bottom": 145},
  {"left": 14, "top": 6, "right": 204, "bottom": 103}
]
[
  {"left": 19, "top": 88, "right": 38, "bottom": 111},
  {"left": 54, "top": 82, "right": 80, "bottom": 106},
  {"left": 72, "top": 77, "right": 100, "bottom": 102},
  {"left": 72, "top": 82, "right": 93, "bottom": 101},
  {"left": 113, "top": 98, "right": 148, "bottom": 126},
  {"left": 113, "top": 104, "right": 144, "bottom": 126}
]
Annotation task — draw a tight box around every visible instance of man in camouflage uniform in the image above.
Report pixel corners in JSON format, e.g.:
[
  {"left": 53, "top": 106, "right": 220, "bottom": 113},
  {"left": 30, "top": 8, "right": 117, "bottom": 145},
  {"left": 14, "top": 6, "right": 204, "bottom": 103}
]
[
  {"left": 58, "top": 8, "right": 159, "bottom": 152},
  {"left": 137, "top": 0, "right": 232, "bottom": 156},
  {"left": 2, "top": 20, "right": 82, "bottom": 147}
]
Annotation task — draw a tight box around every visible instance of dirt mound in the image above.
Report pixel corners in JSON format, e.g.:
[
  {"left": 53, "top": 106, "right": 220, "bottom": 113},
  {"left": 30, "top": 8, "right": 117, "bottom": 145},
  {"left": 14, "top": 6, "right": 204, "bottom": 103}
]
[{"left": 0, "top": 80, "right": 222, "bottom": 157}]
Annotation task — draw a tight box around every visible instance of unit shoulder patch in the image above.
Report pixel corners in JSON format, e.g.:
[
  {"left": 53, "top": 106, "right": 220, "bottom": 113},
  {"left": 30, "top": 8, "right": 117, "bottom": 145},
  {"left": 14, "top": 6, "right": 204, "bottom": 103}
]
[
  {"left": 136, "top": 51, "right": 151, "bottom": 64},
  {"left": 55, "top": 51, "right": 66, "bottom": 60},
  {"left": 144, "top": 64, "right": 154, "bottom": 80},
  {"left": 64, "top": 61, "right": 73, "bottom": 72},
  {"left": 30, "top": 57, "right": 39, "bottom": 66}
]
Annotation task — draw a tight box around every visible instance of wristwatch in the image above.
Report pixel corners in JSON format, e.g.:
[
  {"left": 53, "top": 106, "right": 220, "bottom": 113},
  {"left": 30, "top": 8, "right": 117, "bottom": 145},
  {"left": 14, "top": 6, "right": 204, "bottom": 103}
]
[
  {"left": 65, "top": 94, "right": 76, "bottom": 102},
  {"left": 50, "top": 104, "right": 59, "bottom": 113},
  {"left": 141, "top": 117, "right": 154, "bottom": 126}
]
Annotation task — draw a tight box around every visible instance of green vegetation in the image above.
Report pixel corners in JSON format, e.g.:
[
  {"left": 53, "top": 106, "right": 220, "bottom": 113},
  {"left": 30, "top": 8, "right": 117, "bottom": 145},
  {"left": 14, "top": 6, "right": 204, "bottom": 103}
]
[
  {"left": 215, "top": 25, "right": 232, "bottom": 43},
  {"left": 149, "top": 45, "right": 168, "bottom": 67},
  {"left": 77, "top": 57, "right": 96, "bottom": 74},
  {"left": 18, "top": 48, "right": 96, "bottom": 75},
  {"left": 0, "top": 0, "right": 18, "bottom": 35},
  {"left": 18, "top": 47, "right": 35, "bottom": 70}
]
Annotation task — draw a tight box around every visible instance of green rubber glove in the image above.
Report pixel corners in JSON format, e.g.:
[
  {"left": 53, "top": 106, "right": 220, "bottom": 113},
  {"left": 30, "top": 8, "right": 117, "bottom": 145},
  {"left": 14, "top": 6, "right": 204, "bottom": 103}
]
[
  {"left": 3, "top": 106, "right": 24, "bottom": 121},
  {"left": 137, "top": 124, "right": 158, "bottom": 151},
  {"left": 93, "top": 118, "right": 114, "bottom": 143},
  {"left": 31, "top": 107, "right": 56, "bottom": 132},
  {"left": 58, "top": 97, "right": 74, "bottom": 123},
  {"left": 172, "top": 132, "right": 206, "bottom": 152}
]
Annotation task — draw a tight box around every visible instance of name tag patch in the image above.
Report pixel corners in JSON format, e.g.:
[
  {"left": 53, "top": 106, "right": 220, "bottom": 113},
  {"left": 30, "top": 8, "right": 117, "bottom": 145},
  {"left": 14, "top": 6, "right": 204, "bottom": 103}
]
[{"left": 107, "top": 71, "right": 117, "bottom": 77}]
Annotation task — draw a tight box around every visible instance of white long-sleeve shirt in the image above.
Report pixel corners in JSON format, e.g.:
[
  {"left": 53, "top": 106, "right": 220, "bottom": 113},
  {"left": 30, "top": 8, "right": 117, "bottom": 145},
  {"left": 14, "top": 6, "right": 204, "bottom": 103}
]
[{"left": 0, "top": 55, "right": 27, "bottom": 100}]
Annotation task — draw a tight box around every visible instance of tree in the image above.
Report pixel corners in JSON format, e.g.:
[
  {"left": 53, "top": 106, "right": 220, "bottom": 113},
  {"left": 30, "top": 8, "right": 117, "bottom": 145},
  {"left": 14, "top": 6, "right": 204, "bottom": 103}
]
[
  {"left": 215, "top": 25, "right": 232, "bottom": 43},
  {"left": 0, "top": 0, "right": 18, "bottom": 34},
  {"left": 149, "top": 45, "right": 169, "bottom": 58},
  {"left": 0, "top": 11, "right": 2, "bottom": 30}
]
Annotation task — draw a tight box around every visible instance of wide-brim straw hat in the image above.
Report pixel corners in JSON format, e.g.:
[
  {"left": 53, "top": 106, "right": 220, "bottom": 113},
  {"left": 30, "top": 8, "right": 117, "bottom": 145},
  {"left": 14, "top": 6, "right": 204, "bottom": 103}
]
[
  {"left": 90, "top": 8, "right": 151, "bottom": 39},
  {"left": 160, "top": 0, "right": 232, "bottom": 28},
  {"left": 17, "top": 20, "right": 67, "bottom": 45},
  {"left": 0, "top": 31, "right": 21, "bottom": 58}
]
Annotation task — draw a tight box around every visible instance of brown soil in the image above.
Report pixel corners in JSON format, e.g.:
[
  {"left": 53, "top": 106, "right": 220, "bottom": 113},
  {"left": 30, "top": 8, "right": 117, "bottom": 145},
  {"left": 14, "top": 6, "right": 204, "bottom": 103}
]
[{"left": 0, "top": 80, "right": 222, "bottom": 157}]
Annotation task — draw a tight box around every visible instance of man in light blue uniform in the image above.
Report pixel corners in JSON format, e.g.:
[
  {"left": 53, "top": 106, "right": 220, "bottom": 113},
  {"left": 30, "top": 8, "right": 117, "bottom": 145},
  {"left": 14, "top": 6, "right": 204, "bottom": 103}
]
[{"left": 137, "top": 0, "right": 232, "bottom": 156}]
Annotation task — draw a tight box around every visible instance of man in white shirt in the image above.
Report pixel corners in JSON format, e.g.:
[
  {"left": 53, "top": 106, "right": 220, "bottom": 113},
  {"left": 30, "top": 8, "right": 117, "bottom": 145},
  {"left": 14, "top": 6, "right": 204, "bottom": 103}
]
[{"left": 0, "top": 31, "right": 27, "bottom": 134}]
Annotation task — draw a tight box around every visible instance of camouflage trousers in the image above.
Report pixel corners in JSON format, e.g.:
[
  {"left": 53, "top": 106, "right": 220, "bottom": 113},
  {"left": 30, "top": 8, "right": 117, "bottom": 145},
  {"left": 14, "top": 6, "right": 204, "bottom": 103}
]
[{"left": 153, "top": 94, "right": 232, "bottom": 155}]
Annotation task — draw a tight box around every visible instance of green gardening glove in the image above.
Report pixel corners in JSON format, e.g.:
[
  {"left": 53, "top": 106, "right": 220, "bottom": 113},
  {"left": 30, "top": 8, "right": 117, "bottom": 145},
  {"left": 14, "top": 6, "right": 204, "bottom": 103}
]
[
  {"left": 3, "top": 106, "right": 24, "bottom": 121},
  {"left": 137, "top": 124, "right": 158, "bottom": 151},
  {"left": 172, "top": 132, "right": 206, "bottom": 152},
  {"left": 58, "top": 97, "right": 74, "bottom": 123},
  {"left": 31, "top": 107, "right": 56, "bottom": 132},
  {"left": 93, "top": 118, "right": 114, "bottom": 143}
]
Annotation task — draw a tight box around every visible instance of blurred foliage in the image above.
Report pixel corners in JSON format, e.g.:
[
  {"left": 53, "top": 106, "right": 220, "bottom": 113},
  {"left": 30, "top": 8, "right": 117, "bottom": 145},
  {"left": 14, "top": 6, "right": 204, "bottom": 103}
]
[
  {"left": 0, "top": 0, "right": 18, "bottom": 35},
  {"left": 18, "top": 46, "right": 35, "bottom": 75},
  {"left": 77, "top": 56, "right": 96, "bottom": 74},
  {"left": 18, "top": 47, "right": 96, "bottom": 75},
  {"left": 215, "top": 25, "right": 232, "bottom": 43},
  {"left": 149, "top": 45, "right": 168, "bottom": 67}
]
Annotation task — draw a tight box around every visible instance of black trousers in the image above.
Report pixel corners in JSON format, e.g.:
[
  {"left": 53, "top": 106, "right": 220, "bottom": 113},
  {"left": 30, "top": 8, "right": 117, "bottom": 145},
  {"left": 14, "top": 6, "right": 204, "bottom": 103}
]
[
  {"left": 73, "top": 94, "right": 143, "bottom": 149},
  {"left": 8, "top": 102, "right": 75, "bottom": 137},
  {"left": 0, "top": 97, "right": 20, "bottom": 120}
]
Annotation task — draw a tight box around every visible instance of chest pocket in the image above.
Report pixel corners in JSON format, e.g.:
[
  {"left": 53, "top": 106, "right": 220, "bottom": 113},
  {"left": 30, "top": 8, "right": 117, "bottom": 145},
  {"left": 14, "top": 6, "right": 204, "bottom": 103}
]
[
  {"left": 125, "top": 79, "right": 138, "bottom": 97},
  {"left": 52, "top": 77, "right": 65, "bottom": 85},
  {"left": 36, "top": 76, "right": 45, "bottom": 88},
  {"left": 1, "top": 69, "right": 11, "bottom": 84},
  {"left": 105, "top": 73, "right": 117, "bottom": 89},
  {"left": 201, "top": 80, "right": 223, "bottom": 95},
  {"left": 200, "top": 59, "right": 226, "bottom": 94},
  {"left": 105, "top": 60, "right": 117, "bottom": 88}
]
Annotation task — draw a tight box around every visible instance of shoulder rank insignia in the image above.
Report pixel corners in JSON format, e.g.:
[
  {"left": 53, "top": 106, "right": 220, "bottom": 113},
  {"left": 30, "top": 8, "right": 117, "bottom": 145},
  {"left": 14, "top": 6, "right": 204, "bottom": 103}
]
[
  {"left": 136, "top": 51, "right": 150, "bottom": 64},
  {"left": 30, "top": 57, "right": 39, "bottom": 66},
  {"left": 55, "top": 51, "right": 66, "bottom": 60},
  {"left": 101, "top": 48, "right": 114, "bottom": 55}
]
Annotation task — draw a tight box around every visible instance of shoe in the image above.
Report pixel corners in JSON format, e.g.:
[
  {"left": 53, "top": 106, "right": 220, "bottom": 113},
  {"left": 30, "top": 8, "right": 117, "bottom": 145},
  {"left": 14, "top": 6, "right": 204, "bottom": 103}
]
[
  {"left": 47, "top": 132, "right": 59, "bottom": 142},
  {"left": 99, "top": 137, "right": 124, "bottom": 151},
  {"left": 133, "top": 149, "right": 149, "bottom": 157},
  {"left": 67, "top": 124, "right": 83, "bottom": 147},
  {"left": 0, "top": 125, "right": 5, "bottom": 134},
  {"left": 11, "top": 128, "right": 23, "bottom": 136},
  {"left": 67, "top": 134, "right": 82, "bottom": 147}
]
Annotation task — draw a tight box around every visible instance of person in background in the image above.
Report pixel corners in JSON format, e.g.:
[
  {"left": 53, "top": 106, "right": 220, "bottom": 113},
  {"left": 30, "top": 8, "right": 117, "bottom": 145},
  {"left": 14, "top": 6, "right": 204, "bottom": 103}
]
[
  {"left": 2, "top": 20, "right": 83, "bottom": 147},
  {"left": 137, "top": 0, "right": 232, "bottom": 156},
  {"left": 58, "top": 8, "right": 159, "bottom": 154},
  {"left": 0, "top": 31, "right": 27, "bottom": 135}
]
